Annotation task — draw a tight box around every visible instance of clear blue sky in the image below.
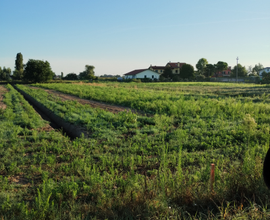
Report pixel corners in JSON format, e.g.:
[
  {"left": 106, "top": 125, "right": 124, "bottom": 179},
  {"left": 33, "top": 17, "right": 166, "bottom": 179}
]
[{"left": 1, "top": 0, "right": 270, "bottom": 76}]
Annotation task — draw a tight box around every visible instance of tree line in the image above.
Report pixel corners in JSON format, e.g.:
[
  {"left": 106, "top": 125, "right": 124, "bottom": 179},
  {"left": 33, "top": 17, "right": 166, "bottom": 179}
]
[
  {"left": 195, "top": 58, "right": 264, "bottom": 78},
  {"left": 159, "top": 58, "right": 265, "bottom": 82},
  {"left": 63, "top": 65, "right": 97, "bottom": 80},
  {"left": 0, "top": 53, "right": 96, "bottom": 83}
]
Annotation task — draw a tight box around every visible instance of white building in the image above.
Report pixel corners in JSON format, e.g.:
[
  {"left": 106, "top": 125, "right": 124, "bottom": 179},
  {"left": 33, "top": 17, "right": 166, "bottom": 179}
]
[
  {"left": 259, "top": 67, "right": 270, "bottom": 76},
  {"left": 124, "top": 69, "right": 160, "bottom": 80}
]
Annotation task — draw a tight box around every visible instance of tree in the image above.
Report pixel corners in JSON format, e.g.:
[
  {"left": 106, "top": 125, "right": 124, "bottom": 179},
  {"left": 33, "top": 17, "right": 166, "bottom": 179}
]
[
  {"left": 24, "top": 59, "right": 54, "bottom": 83},
  {"left": 13, "top": 52, "right": 24, "bottom": 79},
  {"left": 64, "top": 73, "right": 78, "bottom": 80},
  {"left": 179, "top": 64, "right": 195, "bottom": 79},
  {"left": 231, "top": 64, "right": 247, "bottom": 77},
  {"left": 247, "top": 65, "right": 253, "bottom": 75},
  {"left": 215, "top": 61, "right": 228, "bottom": 73},
  {"left": 204, "top": 64, "right": 215, "bottom": 77},
  {"left": 79, "top": 65, "right": 95, "bottom": 80},
  {"left": 61, "top": 72, "right": 64, "bottom": 79},
  {"left": 261, "top": 72, "right": 270, "bottom": 84},
  {"left": 196, "top": 58, "right": 208, "bottom": 75},
  {"left": 161, "top": 67, "right": 173, "bottom": 79},
  {"left": 252, "top": 63, "right": 264, "bottom": 75},
  {"left": 0, "top": 67, "right": 11, "bottom": 80}
]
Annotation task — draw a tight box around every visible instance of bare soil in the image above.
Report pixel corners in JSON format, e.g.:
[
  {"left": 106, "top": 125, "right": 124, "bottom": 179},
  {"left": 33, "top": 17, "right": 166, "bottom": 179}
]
[
  {"left": 9, "top": 175, "right": 30, "bottom": 187},
  {"left": 31, "top": 86, "right": 147, "bottom": 115}
]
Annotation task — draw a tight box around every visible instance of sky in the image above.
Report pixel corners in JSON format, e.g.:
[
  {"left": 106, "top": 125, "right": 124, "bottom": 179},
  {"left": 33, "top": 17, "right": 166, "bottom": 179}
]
[{"left": 1, "top": 0, "right": 270, "bottom": 76}]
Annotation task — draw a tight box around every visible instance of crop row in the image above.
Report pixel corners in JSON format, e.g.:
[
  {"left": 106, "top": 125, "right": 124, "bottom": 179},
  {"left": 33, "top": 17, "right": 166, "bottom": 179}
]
[
  {"left": 1, "top": 84, "right": 269, "bottom": 219},
  {"left": 34, "top": 83, "right": 270, "bottom": 121}
]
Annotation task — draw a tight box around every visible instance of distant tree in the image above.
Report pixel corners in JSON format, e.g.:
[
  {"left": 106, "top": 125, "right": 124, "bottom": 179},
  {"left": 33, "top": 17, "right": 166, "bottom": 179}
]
[
  {"left": 24, "top": 59, "right": 54, "bottom": 83},
  {"left": 261, "top": 71, "right": 269, "bottom": 78},
  {"left": 196, "top": 58, "right": 208, "bottom": 75},
  {"left": 215, "top": 61, "right": 228, "bottom": 73},
  {"left": 261, "top": 72, "right": 270, "bottom": 84},
  {"left": 161, "top": 67, "right": 173, "bottom": 79},
  {"left": 79, "top": 65, "right": 95, "bottom": 80},
  {"left": 247, "top": 65, "right": 254, "bottom": 75},
  {"left": 252, "top": 63, "right": 264, "bottom": 75},
  {"left": 204, "top": 64, "right": 215, "bottom": 77},
  {"left": 64, "top": 73, "right": 78, "bottom": 80},
  {"left": 180, "top": 64, "right": 195, "bottom": 79},
  {"left": 13, "top": 52, "right": 24, "bottom": 79},
  {"left": 1, "top": 67, "right": 11, "bottom": 80},
  {"left": 231, "top": 64, "right": 248, "bottom": 77}
]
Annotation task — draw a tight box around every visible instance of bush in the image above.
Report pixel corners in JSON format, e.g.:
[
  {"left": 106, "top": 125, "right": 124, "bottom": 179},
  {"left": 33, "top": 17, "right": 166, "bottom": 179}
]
[
  {"left": 196, "top": 74, "right": 205, "bottom": 82},
  {"left": 24, "top": 59, "right": 54, "bottom": 83},
  {"left": 261, "top": 74, "right": 270, "bottom": 84},
  {"left": 132, "top": 79, "right": 141, "bottom": 83},
  {"left": 159, "top": 75, "right": 171, "bottom": 82},
  {"left": 172, "top": 75, "right": 181, "bottom": 82}
]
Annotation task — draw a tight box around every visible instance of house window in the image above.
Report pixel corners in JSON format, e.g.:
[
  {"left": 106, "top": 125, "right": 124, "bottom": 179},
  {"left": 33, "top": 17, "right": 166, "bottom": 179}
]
[
  {"left": 152, "top": 75, "right": 154, "bottom": 78},
  {"left": 144, "top": 75, "right": 147, "bottom": 78},
  {"left": 175, "top": 70, "right": 178, "bottom": 73}
]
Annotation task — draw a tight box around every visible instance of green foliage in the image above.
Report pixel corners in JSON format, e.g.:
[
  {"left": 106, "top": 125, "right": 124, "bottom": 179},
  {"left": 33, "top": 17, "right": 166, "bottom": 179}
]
[
  {"left": 161, "top": 67, "right": 173, "bottom": 79},
  {"left": 131, "top": 78, "right": 141, "bottom": 83},
  {"left": 196, "top": 58, "right": 208, "bottom": 75},
  {"left": 215, "top": 61, "right": 228, "bottom": 72},
  {"left": 0, "top": 67, "right": 11, "bottom": 80},
  {"left": 2, "top": 83, "right": 270, "bottom": 219},
  {"left": 24, "top": 59, "right": 54, "bottom": 83},
  {"left": 63, "top": 73, "right": 78, "bottom": 80},
  {"left": 179, "top": 64, "right": 195, "bottom": 79},
  {"left": 14, "top": 52, "right": 24, "bottom": 80},
  {"left": 252, "top": 63, "right": 264, "bottom": 75},
  {"left": 261, "top": 72, "right": 270, "bottom": 84},
  {"left": 79, "top": 65, "right": 96, "bottom": 80},
  {"left": 231, "top": 63, "right": 248, "bottom": 77},
  {"left": 204, "top": 64, "right": 215, "bottom": 77},
  {"left": 0, "top": 67, "right": 2, "bottom": 80}
]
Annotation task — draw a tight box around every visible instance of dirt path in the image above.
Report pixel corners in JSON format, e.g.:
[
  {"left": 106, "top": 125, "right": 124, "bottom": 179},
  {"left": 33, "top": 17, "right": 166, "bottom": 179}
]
[
  {"left": 0, "top": 85, "right": 8, "bottom": 110},
  {"left": 30, "top": 86, "right": 149, "bottom": 116}
]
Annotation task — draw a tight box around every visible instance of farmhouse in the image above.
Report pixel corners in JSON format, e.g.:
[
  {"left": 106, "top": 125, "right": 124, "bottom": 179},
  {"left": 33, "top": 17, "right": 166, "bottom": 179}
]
[
  {"left": 149, "top": 62, "right": 186, "bottom": 75},
  {"left": 149, "top": 66, "right": 165, "bottom": 74},
  {"left": 166, "top": 62, "right": 186, "bottom": 74},
  {"left": 213, "top": 67, "right": 232, "bottom": 77},
  {"left": 259, "top": 67, "right": 270, "bottom": 76},
  {"left": 124, "top": 69, "right": 160, "bottom": 80}
]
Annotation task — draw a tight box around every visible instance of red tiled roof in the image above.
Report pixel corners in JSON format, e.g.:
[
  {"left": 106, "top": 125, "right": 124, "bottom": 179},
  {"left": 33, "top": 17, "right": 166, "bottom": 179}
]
[
  {"left": 150, "top": 66, "right": 165, "bottom": 70},
  {"left": 166, "top": 62, "right": 186, "bottom": 68},
  {"left": 124, "top": 69, "right": 148, "bottom": 75}
]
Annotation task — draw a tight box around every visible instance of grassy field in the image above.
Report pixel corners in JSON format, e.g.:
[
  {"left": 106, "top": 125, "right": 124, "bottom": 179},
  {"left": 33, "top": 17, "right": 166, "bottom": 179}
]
[{"left": 1, "top": 82, "right": 270, "bottom": 219}]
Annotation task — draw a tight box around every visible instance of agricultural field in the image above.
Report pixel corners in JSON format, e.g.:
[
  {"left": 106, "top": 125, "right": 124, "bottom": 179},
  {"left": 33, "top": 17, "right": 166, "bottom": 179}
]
[{"left": 1, "top": 82, "right": 270, "bottom": 219}]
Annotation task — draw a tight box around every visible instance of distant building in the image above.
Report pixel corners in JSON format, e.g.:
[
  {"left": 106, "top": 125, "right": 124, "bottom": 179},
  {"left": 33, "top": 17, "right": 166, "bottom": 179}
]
[
  {"left": 165, "top": 62, "right": 186, "bottom": 74},
  {"left": 149, "top": 66, "right": 165, "bottom": 74},
  {"left": 259, "top": 67, "right": 270, "bottom": 77},
  {"left": 117, "top": 77, "right": 123, "bottom": 82},
  {"left": 213, "top": 67, "right": 232, "bottom": 77},
  {"left": 124, "top": 69, "right": 160, "bottom": 80},
  {"left": 149, "top": 62, "right": 186, "bottom": 75}
]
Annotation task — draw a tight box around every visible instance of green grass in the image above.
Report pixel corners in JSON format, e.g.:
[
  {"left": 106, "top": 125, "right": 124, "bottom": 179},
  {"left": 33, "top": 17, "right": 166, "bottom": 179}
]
[{"left": 0, "top": 83, "right": 270, "bottom": 219}]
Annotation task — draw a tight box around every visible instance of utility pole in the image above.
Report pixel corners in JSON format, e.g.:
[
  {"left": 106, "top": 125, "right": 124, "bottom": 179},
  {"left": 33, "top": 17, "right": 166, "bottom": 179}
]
[{"left": 236, "top": 57, "right": 239, "bottom": 83}]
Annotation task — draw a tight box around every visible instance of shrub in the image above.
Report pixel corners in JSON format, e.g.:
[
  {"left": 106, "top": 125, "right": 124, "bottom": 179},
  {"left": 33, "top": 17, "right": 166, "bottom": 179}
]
[{"left": 196, "top": 74, "right": 206, "bottom": 82}]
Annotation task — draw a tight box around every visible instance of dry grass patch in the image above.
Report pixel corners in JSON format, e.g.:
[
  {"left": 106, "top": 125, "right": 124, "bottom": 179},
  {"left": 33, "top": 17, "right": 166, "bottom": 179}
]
[{"left": 8, "top": 175, "right": 30, "bottom": 187}]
